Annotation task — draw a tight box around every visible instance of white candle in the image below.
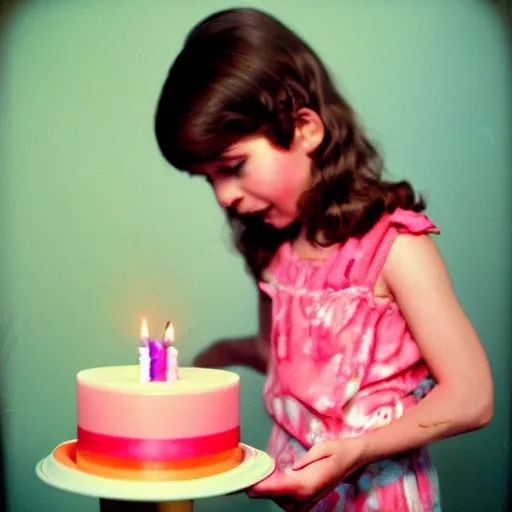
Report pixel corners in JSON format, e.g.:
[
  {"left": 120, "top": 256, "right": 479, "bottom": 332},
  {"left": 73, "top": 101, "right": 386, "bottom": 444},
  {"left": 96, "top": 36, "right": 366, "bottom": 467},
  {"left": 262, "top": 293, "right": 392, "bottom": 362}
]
[
  {"left": 166, "top": 345, "right": 178, "bottom": 383},
  {"left": 164, "top": 321, "right": 178, "bottom": 383},
  {"left": 139, "top": 318, "right": 150, "bottom": 383},
  {"left": 139, "top": 346, "right": 150, "bottom": 383}
]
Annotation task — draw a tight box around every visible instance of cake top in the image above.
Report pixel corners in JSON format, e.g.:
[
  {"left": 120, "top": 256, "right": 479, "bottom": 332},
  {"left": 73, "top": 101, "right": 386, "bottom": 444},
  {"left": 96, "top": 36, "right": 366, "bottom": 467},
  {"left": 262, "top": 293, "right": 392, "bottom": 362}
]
[{"left": 77, "top": 366, "right": 239, "bottom": 395}]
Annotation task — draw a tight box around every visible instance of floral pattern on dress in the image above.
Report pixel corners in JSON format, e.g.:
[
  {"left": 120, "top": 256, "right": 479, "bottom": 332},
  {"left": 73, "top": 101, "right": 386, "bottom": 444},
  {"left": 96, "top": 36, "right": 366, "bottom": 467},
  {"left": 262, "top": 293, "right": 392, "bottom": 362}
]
[{"left": 260, "top": 209, "right": 442, "bottom": 511}]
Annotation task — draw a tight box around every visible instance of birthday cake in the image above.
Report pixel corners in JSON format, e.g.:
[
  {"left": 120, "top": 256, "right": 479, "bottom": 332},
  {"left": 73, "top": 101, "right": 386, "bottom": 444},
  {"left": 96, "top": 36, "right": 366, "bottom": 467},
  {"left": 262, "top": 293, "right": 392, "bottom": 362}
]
[{"left": 74, "top": 366, "right": 243, "bottom": 481}]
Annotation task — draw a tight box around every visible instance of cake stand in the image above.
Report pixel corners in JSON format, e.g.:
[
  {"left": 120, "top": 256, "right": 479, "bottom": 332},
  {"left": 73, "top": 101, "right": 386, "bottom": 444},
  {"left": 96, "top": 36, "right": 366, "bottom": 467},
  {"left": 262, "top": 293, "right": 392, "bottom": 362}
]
[{"left": 36, "top": 440, "right": 275, "bottom": 511}]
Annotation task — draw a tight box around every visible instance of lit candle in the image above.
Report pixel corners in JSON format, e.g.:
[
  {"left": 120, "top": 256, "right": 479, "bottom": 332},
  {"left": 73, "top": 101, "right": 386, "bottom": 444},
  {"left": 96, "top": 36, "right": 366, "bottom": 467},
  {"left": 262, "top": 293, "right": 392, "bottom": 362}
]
[
  {"left": 138, "top": 318, "right": 179, "bottom": 383},
  {"left": 164, "top": 321, "right": 178, "bottom": 383},
  {"left": 148, "top": 339, "right": 167, "bottom": 382},
  {"left": 139, "top": 318, "right": 151, "bottom": 383}
]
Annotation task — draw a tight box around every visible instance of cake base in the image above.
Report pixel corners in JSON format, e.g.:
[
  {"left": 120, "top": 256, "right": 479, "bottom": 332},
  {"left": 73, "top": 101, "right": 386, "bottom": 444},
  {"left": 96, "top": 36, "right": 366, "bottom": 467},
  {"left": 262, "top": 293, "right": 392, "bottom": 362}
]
[
  {"left": 100, "top": 499, "right": 193, "bottom": 511},
  {"left": 36, "top": 440, "right": 274, "bottom": 501}
]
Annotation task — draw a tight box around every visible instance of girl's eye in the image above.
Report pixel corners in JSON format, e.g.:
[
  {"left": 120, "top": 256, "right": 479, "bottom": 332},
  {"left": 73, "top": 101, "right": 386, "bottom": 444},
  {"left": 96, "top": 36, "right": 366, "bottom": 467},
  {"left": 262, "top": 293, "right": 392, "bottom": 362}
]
[{"left": 220, "top": 160, "right": 245, "bottom": 176}]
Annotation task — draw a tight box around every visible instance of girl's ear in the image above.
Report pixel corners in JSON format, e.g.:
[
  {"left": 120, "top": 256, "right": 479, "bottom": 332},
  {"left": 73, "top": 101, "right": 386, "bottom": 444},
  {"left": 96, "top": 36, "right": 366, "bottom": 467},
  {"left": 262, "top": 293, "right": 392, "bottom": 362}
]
[{"left": 294, "top": 108, "right": 325, "bottom": 154}]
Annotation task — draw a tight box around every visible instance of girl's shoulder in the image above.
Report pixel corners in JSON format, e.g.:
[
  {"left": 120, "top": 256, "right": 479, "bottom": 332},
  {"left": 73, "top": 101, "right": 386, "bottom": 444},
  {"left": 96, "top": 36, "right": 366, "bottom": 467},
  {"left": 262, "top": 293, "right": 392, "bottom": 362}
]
[
  {"left": 360, "top": 208, "right": 439, "bottom": 254},
  {"left": 346, "top": 208, "right": 440, "bottom": 289}
]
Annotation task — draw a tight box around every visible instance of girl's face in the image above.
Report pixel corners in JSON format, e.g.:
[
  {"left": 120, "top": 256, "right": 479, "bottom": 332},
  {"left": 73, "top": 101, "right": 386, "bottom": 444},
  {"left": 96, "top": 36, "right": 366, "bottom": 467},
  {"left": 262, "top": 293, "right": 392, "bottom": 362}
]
[{"left": 194, "top": 135, "right": 313, "bottom": 229}]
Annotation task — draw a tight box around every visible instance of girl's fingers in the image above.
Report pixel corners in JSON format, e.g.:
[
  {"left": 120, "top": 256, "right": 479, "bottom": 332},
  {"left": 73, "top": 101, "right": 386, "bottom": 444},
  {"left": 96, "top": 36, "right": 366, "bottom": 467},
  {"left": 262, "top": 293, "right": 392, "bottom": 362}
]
[
  {"left": 248, "top": 470, "right": 297, "bottom": 497},
  {"left": 292, "top": 443, "right": 331, "bottom": 471}
]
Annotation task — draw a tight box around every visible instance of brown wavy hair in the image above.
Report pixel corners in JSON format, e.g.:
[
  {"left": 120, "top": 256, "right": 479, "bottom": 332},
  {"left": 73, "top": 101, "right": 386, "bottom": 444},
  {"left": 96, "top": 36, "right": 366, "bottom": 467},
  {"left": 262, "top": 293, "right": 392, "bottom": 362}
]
[{"left": 155, "top": 8, "right": 425, "bottom": 279}]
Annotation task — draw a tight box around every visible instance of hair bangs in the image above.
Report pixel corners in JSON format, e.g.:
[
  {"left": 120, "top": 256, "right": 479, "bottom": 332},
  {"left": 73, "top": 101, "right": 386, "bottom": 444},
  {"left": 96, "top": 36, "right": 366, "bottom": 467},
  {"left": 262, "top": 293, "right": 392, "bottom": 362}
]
[
  {"left": 155, "top": 45, "right": 274, "bottom": 170},
  {"left": 178, "top": 114, "right": 261, "bottom": 170}
]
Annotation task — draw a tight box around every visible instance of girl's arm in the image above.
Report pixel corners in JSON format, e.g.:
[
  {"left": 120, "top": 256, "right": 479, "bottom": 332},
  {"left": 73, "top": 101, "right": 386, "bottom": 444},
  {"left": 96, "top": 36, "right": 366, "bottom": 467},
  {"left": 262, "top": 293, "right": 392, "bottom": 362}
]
[
  {"left": 193, "top": 291, "right": 271, "bottom": 374},
  {"left": 356, "top": 233, "right": 493, "bottom": 465}
]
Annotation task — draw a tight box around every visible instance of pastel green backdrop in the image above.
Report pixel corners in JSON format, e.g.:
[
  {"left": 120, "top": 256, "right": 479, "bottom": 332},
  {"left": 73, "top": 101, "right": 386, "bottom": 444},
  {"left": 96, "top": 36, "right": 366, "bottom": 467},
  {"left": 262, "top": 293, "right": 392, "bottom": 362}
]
[{"left": 0, "top": 1, "right": 510, "bottom": 511}]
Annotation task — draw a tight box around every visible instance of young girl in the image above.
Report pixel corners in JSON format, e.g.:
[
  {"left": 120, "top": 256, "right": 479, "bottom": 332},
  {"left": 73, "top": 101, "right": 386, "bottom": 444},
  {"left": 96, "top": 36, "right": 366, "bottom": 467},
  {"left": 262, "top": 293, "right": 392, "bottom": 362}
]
[{"left": 154, "top": 8, "right": 493, "bottom": 511}]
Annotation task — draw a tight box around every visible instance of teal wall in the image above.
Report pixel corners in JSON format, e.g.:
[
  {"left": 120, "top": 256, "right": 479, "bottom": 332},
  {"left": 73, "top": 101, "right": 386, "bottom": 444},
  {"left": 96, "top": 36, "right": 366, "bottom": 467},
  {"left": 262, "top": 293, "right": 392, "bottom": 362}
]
[{"left": 0, "top": 1, "right": 510, "bottom": 511}]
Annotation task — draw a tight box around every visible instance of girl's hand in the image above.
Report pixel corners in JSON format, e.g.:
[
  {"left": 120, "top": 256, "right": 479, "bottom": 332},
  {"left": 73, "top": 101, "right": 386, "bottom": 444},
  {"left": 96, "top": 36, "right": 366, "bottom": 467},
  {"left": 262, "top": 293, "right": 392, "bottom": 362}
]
[
  {"left": 248, "top": 438, "right": 364, "bottom": 511},
  {"left": 193, "top": 340, "right": 238, "bottom": 368}
]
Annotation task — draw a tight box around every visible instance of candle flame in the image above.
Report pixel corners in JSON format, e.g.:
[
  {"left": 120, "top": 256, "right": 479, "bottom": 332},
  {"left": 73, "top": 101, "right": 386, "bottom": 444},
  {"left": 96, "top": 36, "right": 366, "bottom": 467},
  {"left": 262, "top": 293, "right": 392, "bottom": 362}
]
[
  {"left": 140, "top": 317, "right": 149, "bottom": 339},
  {"left": 164, "top": 321, "right": 174, "bottom": 343}
]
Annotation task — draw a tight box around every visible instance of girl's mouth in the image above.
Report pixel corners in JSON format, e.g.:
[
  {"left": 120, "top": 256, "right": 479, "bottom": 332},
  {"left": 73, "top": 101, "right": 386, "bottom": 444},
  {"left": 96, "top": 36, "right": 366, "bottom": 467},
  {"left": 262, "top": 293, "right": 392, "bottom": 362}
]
[{"left": 242, "top": 206, "right": 272, "bottom": 220}]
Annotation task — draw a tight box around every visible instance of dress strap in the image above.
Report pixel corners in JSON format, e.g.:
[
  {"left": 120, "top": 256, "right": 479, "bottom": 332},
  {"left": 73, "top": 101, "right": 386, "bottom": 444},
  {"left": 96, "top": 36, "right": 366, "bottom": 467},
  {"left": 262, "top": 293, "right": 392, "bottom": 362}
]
[{"left": 354, "top": 209, "right": 440, "bottom": 290}]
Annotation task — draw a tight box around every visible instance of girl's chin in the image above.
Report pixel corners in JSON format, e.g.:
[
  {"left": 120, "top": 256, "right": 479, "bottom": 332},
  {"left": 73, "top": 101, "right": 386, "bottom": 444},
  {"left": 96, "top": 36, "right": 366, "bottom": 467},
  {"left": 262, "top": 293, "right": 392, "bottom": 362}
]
[{"left": 264, "top": 215, "right": 296, "bottom": 230}]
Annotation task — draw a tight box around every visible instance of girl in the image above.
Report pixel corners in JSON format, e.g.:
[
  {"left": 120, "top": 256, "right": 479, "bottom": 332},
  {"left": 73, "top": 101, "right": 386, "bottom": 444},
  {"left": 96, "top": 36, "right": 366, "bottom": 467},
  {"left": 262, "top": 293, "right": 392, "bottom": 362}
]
[{"left": 154, "top": 8, "right": 493, "bottom": 511}]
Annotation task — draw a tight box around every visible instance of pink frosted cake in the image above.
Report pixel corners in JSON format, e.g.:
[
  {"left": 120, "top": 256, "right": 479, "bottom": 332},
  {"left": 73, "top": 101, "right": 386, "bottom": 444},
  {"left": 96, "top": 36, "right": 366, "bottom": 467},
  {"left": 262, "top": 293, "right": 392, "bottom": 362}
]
[{"left": 70, "top": 366, "right": 242, "bottom": 481}]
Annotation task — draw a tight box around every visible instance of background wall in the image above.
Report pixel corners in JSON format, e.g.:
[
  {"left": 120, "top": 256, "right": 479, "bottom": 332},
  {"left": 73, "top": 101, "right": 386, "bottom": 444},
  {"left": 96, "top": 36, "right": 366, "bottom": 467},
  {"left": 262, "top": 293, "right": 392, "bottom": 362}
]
[{"left": 0, "top": 1, "right": 510, "bottom": 511}]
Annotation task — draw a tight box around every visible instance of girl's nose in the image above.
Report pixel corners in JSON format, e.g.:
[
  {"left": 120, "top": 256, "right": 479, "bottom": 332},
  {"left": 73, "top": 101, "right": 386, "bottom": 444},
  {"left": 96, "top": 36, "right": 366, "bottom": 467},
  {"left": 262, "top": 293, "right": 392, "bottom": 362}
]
[{"left": 214, "top": 179, "right": 243, "bottom": 210}]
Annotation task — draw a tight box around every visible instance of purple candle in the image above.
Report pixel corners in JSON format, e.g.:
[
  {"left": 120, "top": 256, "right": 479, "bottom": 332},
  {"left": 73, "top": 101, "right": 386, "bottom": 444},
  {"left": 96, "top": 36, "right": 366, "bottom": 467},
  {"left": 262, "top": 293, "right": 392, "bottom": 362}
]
[{"left": 148, "top": 341, "right": 167, "bottom": 381}]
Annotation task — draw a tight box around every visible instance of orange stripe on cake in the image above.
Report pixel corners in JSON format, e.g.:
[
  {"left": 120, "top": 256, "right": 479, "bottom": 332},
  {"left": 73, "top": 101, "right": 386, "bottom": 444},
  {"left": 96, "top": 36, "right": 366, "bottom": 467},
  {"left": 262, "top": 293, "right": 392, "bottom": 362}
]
[
  {"left": 75, "top": 446, "right": 244, "bottom": 481},
  {"left": 54, "top": 441, "right": 244, "bottom": 481}
]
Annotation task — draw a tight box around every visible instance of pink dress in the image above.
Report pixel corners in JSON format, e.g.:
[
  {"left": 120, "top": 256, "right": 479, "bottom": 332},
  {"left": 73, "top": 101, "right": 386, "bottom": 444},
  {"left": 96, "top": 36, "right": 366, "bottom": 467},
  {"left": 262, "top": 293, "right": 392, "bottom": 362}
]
[{"left": 259, "top": 209, "right": 441, "bottom": 511}]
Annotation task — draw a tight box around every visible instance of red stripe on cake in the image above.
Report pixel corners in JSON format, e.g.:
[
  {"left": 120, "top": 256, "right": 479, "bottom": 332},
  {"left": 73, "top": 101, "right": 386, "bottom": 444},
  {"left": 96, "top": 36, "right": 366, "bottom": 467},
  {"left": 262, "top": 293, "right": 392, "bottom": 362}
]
[{"left": 77, "top": 426, "right": 240, "bottom": 461}]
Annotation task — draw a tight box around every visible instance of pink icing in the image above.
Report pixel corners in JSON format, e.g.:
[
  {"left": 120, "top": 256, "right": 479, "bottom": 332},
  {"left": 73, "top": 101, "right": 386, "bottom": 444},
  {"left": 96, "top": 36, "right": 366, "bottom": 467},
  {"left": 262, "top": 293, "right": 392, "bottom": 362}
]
[{"left": 77, "top": 382, "right": 239, "bottom": 439}]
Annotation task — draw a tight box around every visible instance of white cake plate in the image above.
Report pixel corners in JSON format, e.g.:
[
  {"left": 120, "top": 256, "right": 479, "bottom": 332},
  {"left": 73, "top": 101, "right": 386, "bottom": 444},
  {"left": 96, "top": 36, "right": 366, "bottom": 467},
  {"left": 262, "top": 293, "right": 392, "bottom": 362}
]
[{"left": 36, "top": 440, "right": 274, "bottom": 502}]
